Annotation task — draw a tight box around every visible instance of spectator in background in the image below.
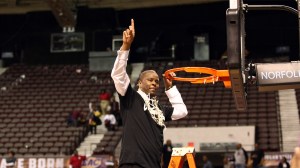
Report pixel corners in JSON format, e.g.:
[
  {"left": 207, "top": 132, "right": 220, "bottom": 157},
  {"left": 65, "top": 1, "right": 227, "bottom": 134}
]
[
  {"left": 291, "top": 147, "right": 300, "bottom": 168},
  {"left": 77, "top": 111, "right": 86, "bottom": 127},
  {"left": 104, "top": 109, "right": 117, "bottom": 131},
  {"left": 112, "top": 91, "right": 120, "bottom": 103},
  {"left": 5, "top": 150, "right": 16, "bottom": 168},
  {"left": 234, "top": 143, "right": 248, "bottom": 168},
  {"left": 87, "top": 102, "right": 94, "bottom": 116},
  {"left": 99, "top": 89, "right": 111, "bottom": 114},
  {"left": 88, "top": 103, "right": 102, "bottom": 134},
  {"left": 110, "top": 96, "right": 122, "bottom": 126},
  {"left": 69, "top": 150, "right": 86, "bottom": 168},
  {"left": 251, "top": 143, "right": 265, "bottom": 168},
  {"left": 67, "top": 112, "right": 74, "bottom": 127},
  {"left": 278, "top": 157, "right": 290, "bottom": 168},
  {"left": 67, "top": 110, "right": 83, "bottom": 127},
  {"left": 203, "top": 155, "right": 213, "bottom": 168},
  {"left": 223, "top": 157, "right": 233, "bottom": 168},
  {"left": 71, "top": 110, "right": 80, "bottom": 127},
  {"left": 162, "top": 139, "right": 173, "bottom": 168},
  {"left": 110, "top": 96, "right": 119, "bottom": 114}
]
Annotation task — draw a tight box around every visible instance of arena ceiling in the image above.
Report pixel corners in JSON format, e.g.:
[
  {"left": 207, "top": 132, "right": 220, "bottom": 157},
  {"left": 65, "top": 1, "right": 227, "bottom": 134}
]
[{"left": 0, "top": 0, "right": 226, "bottom": 14}]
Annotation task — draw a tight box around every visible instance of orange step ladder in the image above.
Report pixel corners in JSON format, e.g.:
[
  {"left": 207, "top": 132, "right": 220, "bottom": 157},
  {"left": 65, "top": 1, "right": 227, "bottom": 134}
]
[{"left": 168, "top": 147, "right": 197, "bottom": 168}]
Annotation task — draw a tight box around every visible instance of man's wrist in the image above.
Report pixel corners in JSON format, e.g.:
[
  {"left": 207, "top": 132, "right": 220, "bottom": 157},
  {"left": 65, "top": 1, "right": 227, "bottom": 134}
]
[
  {"left": 120, "top": 43, "right": 131, "bottom": 51},
  {"left": 165, "top": 85, "right": 173, "bottom": 91}
]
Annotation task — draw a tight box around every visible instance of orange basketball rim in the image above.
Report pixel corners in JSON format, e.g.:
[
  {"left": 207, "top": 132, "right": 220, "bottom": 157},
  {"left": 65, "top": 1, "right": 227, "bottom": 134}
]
[{"left": 164, "top": 67, "right": 231, "bottom": 88}]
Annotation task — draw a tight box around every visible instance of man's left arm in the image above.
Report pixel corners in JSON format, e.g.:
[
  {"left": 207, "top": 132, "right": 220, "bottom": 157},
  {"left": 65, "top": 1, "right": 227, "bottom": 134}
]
[{"left": 165, "top": 86, "right": 188, "bottom": 120}]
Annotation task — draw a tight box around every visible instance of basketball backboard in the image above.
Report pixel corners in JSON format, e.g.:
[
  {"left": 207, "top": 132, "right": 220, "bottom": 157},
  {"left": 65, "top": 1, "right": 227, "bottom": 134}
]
[{"left": 226, "top": 0, "right": 247, "bottom": 112}]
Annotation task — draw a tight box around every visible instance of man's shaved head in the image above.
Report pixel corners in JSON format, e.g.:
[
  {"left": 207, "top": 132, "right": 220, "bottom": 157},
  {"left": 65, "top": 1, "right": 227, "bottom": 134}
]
[{"left": 139, "top": 70, "right": 157, "bottom": 80}]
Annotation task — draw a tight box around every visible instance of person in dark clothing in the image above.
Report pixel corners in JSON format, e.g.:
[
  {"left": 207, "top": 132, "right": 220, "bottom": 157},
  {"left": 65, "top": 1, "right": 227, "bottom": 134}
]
[
  {"left": 88, "top": 103, "right": 102, "bottom": 134},
  {"left": 203, "top": 155, "right": 213, "bottom": 168},
  {"left": 162, "top": 139, "right": 173, "bottom": 168},
  {"left": 5, "top": 150, "right": 16, "bottom": 168},
  {"left": 111, "top": 19, "right": 188, "bottom": 168},
  {"left": 278, "top": 157, "right": 290, "bottom": 168},
  {"left": 251, "top": 143, "right": 265, "bottom": 168},
  {"left": 110, "top": 96, "right": 122, "bottom": 126}
]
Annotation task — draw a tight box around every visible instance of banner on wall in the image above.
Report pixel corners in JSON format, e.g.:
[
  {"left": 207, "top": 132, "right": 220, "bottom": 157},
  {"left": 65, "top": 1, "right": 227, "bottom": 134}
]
[
  {"left": 82, "top": 156, "right": 114, "bottom": 168},
  {"left": 0, "top": 155, "right": 114, "bottom": 168},
  {"left": 263, "top": 152, "right": 293, "bottom": 167}
]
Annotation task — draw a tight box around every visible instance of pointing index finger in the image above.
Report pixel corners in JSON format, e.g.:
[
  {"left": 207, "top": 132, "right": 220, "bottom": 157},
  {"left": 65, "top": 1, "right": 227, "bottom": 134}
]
[
  {"left": 131, "top": 19, "right": 134, "bottom": 29},
  {"left": 130, "top": 19, "right": 135, "bottom": 35}
]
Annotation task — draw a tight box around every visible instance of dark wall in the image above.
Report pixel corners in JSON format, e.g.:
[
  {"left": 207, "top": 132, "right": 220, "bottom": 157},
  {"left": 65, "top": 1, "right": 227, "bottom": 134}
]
[
  {"left": 117, "top": 3, "right": 228, "bottom": 62},
  {"left": 0, "top": 8, "right": 117, "bottom": 65},
  {"left": 0, "top": 1, "right": 299, "bottom": 64},
  {"left": 244, "top": 0, "right": 298, "bottom": 61}
]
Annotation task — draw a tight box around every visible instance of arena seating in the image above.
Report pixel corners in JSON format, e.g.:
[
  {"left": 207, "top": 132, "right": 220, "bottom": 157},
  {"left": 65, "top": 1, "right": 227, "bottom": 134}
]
[
  {"left": 93, "top": 127, "right": 123, "bottom": 155},
  {"left": 0, "top": 60, "right": 280, "bottom": 157},
  {"left": 0, "top": 64, "right": 114, "bottom": 156}
]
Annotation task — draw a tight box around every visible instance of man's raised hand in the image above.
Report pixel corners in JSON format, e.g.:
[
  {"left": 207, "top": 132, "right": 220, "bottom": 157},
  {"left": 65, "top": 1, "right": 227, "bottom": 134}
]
[
  {"left": 121, "top": 19, "right": 135, "bottom": 51},
  {"left": 163, "top": 72, "right": 175, "bottom": 91}
]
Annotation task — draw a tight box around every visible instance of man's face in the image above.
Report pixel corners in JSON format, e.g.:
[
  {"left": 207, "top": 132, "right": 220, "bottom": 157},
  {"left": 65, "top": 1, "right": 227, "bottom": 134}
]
[
  {"left": 138, "top": 71, "right": 159, "bottom": 96},
  {"left": 236, "top": 144, "right": 241, "bottom": 149},
  {"left": 166, "top": 140, "right": 172, "bottom": 146}
]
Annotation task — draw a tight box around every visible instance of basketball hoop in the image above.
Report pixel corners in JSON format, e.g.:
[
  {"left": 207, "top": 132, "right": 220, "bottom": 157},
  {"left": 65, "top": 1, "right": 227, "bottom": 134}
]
[{"left": 164, "top": 67, "right": 231, "bottom": 88}]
